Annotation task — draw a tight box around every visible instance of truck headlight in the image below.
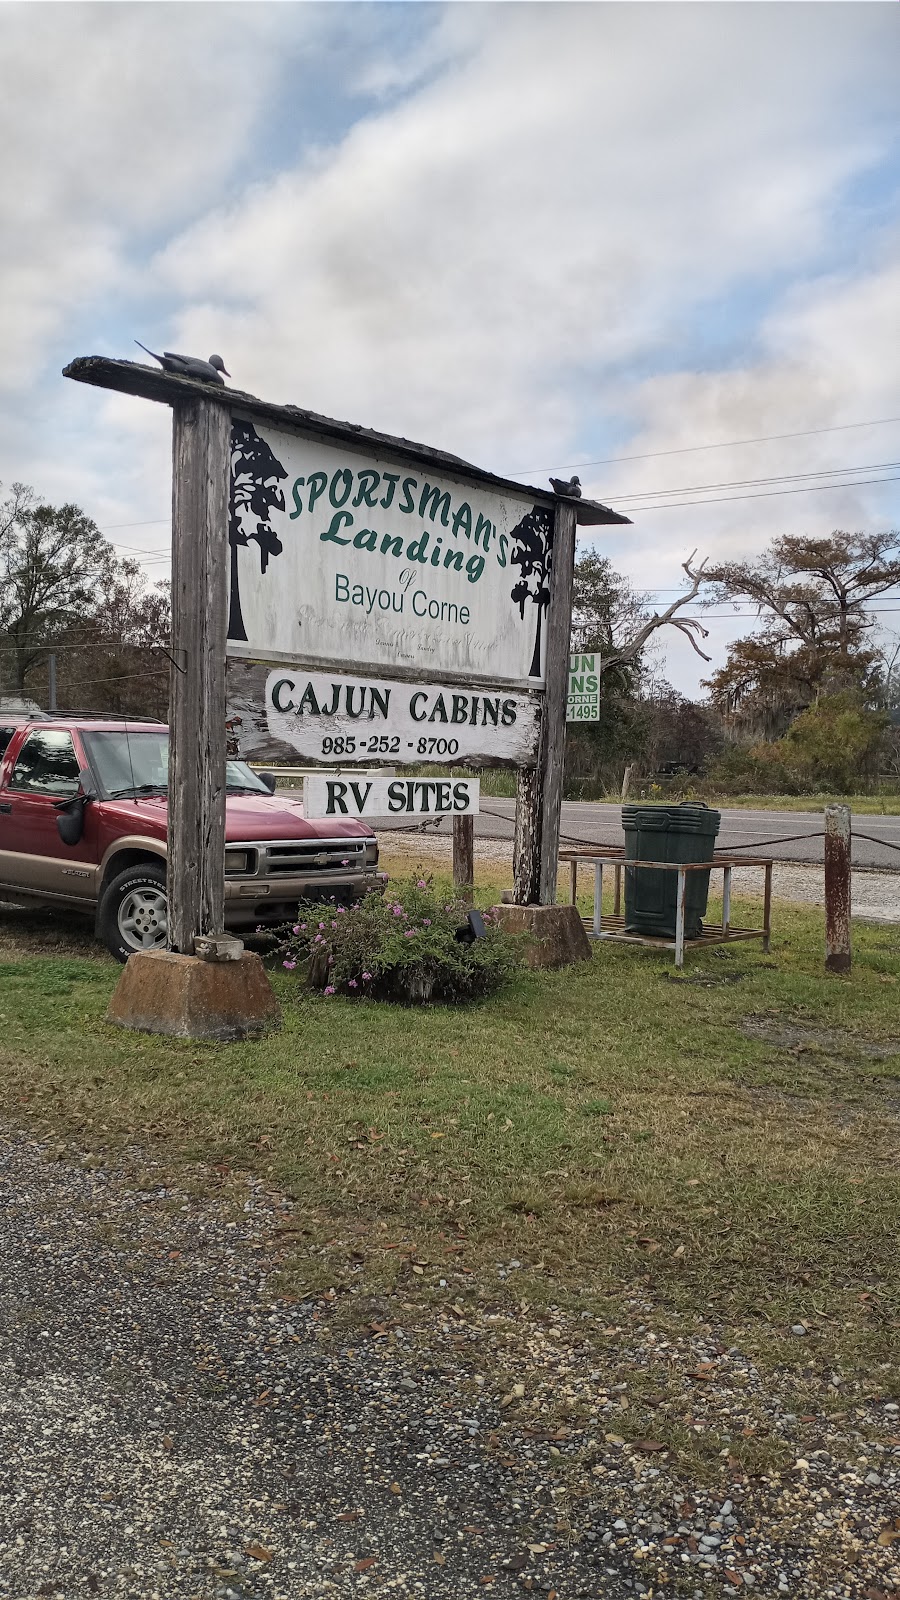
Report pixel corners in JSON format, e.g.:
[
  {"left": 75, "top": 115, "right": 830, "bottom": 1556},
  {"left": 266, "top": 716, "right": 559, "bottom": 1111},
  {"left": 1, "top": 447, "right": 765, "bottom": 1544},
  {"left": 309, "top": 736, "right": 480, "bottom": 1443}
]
[
  {"left": 225, "top": 849, "right": 253, "bottom": 875},
  {"left": 365, "top": 840, "right": 379, "bottom": 867}
]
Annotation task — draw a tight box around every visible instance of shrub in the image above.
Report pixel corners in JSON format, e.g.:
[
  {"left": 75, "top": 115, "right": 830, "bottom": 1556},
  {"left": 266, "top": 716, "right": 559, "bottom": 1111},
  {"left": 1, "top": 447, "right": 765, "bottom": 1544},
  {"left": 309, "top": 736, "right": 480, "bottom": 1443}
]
[
  {"left": 708, "top": 695, "right": 889, "bottom": 795},
  {"left": 778, "top": 694, "right": 887, "bottom": 790},
  {"left": 275, "top": 873, "right": 520, "bottom": 1004}
]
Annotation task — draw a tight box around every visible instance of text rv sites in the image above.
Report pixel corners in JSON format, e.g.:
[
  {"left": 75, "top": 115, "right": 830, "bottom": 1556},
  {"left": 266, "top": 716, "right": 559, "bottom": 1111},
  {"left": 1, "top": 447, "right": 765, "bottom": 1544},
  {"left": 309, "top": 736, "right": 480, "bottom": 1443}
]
[{"left": 289, "top": 465, "right": 518, "bottom": 586}]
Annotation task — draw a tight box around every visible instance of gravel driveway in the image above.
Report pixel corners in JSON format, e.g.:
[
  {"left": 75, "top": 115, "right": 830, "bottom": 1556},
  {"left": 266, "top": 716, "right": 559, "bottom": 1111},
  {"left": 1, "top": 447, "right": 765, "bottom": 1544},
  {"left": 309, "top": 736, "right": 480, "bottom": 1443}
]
[{"left": 0, "top": 1131, "right": 897, "bottom": 1600}]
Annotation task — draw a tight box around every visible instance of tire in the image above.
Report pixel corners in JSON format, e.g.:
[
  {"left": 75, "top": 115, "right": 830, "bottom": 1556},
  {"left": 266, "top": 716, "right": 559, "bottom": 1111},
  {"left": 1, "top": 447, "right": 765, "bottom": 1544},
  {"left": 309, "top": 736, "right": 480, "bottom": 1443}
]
[{"left": 98, "top": 861, "right": 168, "bottom": 962}]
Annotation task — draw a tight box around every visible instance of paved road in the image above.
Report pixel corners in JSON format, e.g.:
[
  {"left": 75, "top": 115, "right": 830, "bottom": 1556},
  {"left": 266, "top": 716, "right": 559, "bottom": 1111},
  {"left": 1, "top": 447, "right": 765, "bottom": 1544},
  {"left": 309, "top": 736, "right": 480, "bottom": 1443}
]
[{"left": 377, "top": 800, "right": 900, "bottom": 870}]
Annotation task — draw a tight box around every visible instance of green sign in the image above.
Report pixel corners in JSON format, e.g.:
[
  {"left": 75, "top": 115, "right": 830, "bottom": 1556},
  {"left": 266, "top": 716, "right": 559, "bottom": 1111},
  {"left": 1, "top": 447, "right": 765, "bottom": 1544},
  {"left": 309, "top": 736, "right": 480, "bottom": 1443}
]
[{"left": 567, "top": 653, "right": 600, "bottom": 721}]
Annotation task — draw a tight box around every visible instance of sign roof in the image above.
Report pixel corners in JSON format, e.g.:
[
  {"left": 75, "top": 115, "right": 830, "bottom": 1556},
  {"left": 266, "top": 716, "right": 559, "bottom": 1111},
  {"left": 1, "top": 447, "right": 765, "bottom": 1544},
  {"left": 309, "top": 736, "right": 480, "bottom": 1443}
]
[{"left": 63, "top": 356, "right": 631, "bottom": 528}]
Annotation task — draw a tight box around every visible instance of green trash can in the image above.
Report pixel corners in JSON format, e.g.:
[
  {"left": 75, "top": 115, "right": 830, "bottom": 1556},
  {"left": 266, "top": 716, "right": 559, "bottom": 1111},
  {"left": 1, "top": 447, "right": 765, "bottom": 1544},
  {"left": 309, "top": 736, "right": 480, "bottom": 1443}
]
[{"left": 622, "top": 802, "right": 721, "bottom": 940}]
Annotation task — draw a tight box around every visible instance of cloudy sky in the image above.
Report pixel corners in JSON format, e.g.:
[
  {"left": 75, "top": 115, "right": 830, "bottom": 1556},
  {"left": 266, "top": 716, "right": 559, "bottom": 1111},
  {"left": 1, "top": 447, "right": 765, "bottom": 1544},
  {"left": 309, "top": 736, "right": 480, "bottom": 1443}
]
[{"left": 1, "top": 0, "right": 898, "bottom": 694}]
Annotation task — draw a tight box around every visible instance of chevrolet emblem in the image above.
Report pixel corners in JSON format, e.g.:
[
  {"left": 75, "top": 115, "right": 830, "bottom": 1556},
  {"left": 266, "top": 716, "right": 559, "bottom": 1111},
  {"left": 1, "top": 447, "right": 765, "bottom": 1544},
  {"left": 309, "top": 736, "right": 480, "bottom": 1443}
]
[{"left": 313, "top": 852, "right": 329, "bottom": 867}]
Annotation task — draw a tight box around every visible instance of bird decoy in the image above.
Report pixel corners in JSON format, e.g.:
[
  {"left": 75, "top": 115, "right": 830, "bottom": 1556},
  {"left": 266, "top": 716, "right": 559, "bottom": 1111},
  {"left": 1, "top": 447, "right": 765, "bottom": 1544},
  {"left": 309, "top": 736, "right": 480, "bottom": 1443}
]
[
  {"left": 134, "top": 340, "right": 230, "bottom": 385},
  {"left": 549, "top": 475, "right": 582, "bottom": 498}
]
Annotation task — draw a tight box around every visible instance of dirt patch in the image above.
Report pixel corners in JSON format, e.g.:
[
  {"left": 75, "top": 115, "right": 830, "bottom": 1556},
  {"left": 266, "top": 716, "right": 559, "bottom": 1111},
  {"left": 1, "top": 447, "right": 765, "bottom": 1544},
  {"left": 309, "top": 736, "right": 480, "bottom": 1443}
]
[{"left": 741, "top": 1012, "right": 900, "bottom": 1059}]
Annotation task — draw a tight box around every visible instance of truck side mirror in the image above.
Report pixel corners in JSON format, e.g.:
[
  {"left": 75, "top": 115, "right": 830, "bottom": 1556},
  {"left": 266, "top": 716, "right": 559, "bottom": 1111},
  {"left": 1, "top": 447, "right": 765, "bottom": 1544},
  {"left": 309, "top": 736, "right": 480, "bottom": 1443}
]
[
  {"left": 258, "top": 771, "right": 277, "bottom": 794},
  {"left": 55, "top": 769, "right": 97, "bottom": 845},
  {"left": 56, "top": 802, "right": 86, "bottom": 846}
]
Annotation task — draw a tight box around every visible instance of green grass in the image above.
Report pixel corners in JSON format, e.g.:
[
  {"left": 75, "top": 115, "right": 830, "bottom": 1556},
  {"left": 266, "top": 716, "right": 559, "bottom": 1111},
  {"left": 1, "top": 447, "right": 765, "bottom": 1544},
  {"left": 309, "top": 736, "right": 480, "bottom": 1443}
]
[
  {"left": 376, "top": 767, "right": 900, "bottom": 810},
  {"left": 690, "top": 790, "right": 900, "bottom": 814},
  {"left": 1, "top": 852, "right": 899, "bottom": 1403}
]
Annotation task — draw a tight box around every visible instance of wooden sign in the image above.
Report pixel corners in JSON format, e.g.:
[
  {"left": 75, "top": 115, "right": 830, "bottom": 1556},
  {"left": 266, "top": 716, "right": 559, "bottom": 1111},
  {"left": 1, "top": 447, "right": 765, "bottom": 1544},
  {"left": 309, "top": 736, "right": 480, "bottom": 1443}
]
[
  {"left": 226, "top": 419, "right": 555, "bottom": 688},
  {"left": 304, "top": 774, "right": 479, "bottom": 819},
  {"left": 567, "top": 652, "right": 601, "bottom": 721},
  {"left": 225, "top": 660, "right": 540, "bottom": 767},
  {"left": 63, "top": 356, "right": 629, "bottom": 936}
]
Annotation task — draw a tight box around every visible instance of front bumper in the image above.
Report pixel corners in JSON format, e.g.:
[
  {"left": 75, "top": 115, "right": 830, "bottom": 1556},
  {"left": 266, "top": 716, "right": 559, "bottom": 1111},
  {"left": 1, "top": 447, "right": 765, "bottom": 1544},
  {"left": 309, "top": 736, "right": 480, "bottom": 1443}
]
[{"left": 223, "top": 869, "right": 386, "bottom": 927}]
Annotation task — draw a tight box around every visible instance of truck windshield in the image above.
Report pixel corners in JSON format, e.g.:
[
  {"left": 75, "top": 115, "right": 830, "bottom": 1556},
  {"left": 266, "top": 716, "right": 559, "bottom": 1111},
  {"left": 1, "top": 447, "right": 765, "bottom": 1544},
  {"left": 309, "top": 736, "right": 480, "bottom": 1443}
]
[{"left": 81, "top": 730, "right": 271, "bottom": 798}]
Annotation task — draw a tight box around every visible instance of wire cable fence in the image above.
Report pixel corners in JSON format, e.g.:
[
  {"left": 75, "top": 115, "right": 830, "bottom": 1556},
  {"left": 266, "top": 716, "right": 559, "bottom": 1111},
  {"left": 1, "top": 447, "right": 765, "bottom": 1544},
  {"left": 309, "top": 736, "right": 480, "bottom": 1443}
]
[{"left": 380, "top": 807, "right": 900, "bottom": 865}]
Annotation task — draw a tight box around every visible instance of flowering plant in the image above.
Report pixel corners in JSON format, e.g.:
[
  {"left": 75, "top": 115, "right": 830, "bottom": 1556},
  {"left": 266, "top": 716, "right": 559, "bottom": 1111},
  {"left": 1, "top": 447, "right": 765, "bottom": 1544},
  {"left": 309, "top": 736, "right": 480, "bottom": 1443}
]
[{"left": 275, "top": 873, "right": 519, "bottom": 1003}]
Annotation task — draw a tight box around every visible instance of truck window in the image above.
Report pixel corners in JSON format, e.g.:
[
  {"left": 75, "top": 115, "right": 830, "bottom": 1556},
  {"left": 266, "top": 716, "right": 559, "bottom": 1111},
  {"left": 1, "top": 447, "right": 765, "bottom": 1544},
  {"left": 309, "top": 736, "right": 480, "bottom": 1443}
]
[
  {"left": 0, "top": 727, "right": 15, "bottom": 760},
  {"left": 8, "top": 729, "right": 81, "bottom": 797}
]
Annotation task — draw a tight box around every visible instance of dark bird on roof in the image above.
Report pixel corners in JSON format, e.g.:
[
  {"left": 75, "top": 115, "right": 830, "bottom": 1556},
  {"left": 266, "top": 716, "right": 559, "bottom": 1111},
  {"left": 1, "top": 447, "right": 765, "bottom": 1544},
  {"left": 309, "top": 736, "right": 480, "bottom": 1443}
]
[
  {"left": 549, "top": 474, "right": 582, "bottom": 498},
  {"left": 134, "top": 340, "right": 230, "bottom": 385}
]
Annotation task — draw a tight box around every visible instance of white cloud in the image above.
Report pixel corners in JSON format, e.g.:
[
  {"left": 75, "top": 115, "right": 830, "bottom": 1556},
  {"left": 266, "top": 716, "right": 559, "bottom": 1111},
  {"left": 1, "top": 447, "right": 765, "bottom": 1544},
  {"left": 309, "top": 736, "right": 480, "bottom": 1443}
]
[
  {"left": 1, "top": 2, "right": 898, "bottom": 700},
  {"left": 151, "top": 2, "right": 898, "bottom": 476},
  {"left": 579, "top": 245, "right": 900, "bottom": 694},
  {"left": 0, "top": 2, "right": 325, "bottom": 387}
]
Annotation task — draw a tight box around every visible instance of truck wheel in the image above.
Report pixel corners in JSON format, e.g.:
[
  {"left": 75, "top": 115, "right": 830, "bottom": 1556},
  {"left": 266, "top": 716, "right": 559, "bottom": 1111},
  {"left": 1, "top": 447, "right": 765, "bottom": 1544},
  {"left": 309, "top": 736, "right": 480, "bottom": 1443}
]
[{"left": 99, "top": 862, "right": 168, "bottom": 962}]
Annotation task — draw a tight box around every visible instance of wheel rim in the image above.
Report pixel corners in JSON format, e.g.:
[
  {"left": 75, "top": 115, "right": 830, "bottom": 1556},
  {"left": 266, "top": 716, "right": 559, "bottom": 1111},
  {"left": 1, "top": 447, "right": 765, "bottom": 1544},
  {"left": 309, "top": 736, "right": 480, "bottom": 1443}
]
[{"left": 117, "top": 885, "right": 168, "bottom": 952}]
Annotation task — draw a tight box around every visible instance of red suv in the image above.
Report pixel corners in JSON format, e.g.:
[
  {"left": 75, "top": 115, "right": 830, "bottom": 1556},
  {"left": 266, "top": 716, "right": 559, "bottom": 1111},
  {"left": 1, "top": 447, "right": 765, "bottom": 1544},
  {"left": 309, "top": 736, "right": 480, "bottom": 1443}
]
[{"left": 0, "top": 718, "right": 381, "bottom": 960}]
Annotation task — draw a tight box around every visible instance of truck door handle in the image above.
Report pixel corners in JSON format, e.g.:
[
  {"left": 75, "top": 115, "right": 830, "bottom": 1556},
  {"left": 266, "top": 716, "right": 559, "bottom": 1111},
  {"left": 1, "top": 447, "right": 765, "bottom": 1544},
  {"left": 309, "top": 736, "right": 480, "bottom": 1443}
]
[{"left": 0, "top": 802, "right": 11, "bottom": 813}]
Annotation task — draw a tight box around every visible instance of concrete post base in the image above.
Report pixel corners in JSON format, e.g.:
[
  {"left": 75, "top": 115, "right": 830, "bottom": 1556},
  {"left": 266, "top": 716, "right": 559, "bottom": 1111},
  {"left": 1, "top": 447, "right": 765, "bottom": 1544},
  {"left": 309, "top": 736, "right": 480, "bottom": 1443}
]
[
  {"left": 107, "top": 951, "right": 281, "bottom": 1041},
  {"left": 488, "top": 902, "right": 592, "bottom": 969}
]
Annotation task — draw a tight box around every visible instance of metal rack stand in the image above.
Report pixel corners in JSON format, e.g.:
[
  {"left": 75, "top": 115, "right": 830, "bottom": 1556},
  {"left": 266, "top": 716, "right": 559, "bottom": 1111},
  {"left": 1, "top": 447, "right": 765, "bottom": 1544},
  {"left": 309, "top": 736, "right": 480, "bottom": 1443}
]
[{"left": 560, "top": 848, "right": 773, "bottom": 968}]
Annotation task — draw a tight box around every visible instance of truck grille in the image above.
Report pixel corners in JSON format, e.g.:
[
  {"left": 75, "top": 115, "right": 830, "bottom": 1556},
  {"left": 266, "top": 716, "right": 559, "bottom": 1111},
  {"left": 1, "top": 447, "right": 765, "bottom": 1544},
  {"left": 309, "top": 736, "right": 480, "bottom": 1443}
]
[{"left": 227, "top": 838, "right": 368, "bottom": 878}]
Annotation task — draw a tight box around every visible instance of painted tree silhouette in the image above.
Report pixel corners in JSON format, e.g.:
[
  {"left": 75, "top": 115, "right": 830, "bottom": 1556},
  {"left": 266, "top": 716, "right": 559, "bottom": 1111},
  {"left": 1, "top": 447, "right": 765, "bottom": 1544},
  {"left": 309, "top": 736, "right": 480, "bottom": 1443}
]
[
  {"left": 509, "top": 505, "right": 554, "bottom": 678},
  {"left": 228, "top": 421, "right": 289, "bottom": 642}
]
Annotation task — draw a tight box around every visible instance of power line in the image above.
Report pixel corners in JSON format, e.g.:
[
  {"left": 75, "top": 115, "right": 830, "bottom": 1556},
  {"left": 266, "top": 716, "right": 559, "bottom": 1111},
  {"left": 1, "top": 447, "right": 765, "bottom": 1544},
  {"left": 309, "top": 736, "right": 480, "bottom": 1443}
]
[
  {"left": 109, "top": 542, "right": 170, "bottom": 555},
  {"left": 100, "top": 518, "right": 169, "bottom": 531},
  {"left": 613, "top": 472, "right": 900, "bottom": 512},
  {"left": 606, "top": 460, "right": 900, "bottom": 503},
  {"left": 45, "top": 668, "right": 169, "bottom": 689},
  {"left": 511, "top": 415, "right": 900, "bottom": 476}
]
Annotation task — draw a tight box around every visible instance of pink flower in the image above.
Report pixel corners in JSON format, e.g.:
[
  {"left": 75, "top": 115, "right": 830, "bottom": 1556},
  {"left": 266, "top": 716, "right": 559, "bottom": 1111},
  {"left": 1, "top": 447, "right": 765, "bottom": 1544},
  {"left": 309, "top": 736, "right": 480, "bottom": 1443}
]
[
  {"left": 318, "top": 922, "right": 325, "bottom": 930},
  {"left": 393, "top": 906, "right": 404, "bottom": 917},
  {"left": 404, "top": 930, "right": 415, "bottom": 938},
  {"left": 417, "top": 880, "right": 427, "bottom": 889},
  {"left": 423, "top": 918, "right": 431, "bottom": 926},
  {"left": 362, "top": 972, "right": 372, "bottom": 981},
  {"left": 292, "top": 924, "right": 301, "bottom": 935},
  {"left": 341, "top": 858, "right": 350, "bottom": 865},
  {"left": 282, "top": 959, "right": 297, "bottom": 971},
  {"left": 313, "top": 934, "right": 322, "bottom": 943},
  {"left": 337, "top": 906, "right": 347, "bottom": 914},
  {"left": 324, "top": 985, "right": 335, "bottom": 996},
  {"left": 348, "top": 979, "right": 358, "bottom": 988}
]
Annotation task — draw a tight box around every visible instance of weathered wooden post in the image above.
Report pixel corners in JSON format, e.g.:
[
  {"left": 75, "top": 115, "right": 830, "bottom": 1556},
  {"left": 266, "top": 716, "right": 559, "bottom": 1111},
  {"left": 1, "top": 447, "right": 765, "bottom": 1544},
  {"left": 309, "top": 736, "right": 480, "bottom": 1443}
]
[
  {"left": 824, "top": 803, "right": 851, "bottom": 973},
  {"left": 511, "top": 500, "right": 578, "bottom": 907},
  {"left": 167, "top": 397, "right": 230, "bottom": 953},
  {"left": 538, "top": 499, "right": 578, "bottom": 906},
  {"left": 513, "top": 762, "right": 542, "bottom": 903},
  {"left": 63, "top": 356, "right": 280, "bottom": 1039},
  {"left": 500, "top": 498, "right": 596, "bottom": 965},
  {"left": 453, "top": 812, "right": 475, "bottom": 906}
]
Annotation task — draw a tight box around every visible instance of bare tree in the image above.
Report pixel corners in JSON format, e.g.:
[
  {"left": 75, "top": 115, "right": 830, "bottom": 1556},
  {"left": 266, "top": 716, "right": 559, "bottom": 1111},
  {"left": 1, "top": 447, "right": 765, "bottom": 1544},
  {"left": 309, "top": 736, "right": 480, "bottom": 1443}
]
[{"left": 573, "top": 549, "right": 711, "bottom": 677}]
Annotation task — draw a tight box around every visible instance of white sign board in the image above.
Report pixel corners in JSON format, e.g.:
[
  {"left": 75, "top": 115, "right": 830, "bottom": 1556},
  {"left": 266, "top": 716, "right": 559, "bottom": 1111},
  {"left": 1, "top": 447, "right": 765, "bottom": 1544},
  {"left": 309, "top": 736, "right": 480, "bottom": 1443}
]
[
  {"left": 226, "top": 420, "right": 554, "bottom": 687},
  {"left": 567, "top": 653, "right": 601, "bottom": 721},
  {"left": 225, "top": 663, "right": 540, "bottom": 767},
  {"left": 304, "top": 775, "right": 480, "bottom": 820}
]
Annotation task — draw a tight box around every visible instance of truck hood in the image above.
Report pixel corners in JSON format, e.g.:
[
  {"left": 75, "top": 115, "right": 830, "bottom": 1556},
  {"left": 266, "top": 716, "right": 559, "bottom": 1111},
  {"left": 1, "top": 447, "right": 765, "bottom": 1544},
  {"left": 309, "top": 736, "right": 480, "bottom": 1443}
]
[{"left": 99, "top": 792, "right": 373, "bottom": 843}]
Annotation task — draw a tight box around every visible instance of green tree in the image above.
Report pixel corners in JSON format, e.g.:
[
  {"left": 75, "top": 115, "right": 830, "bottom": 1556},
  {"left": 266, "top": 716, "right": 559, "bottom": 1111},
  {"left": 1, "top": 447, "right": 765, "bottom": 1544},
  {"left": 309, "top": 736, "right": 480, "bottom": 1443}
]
[
  {"left": 0, "top": 482, "right": 120, "bottom": 694},
  {"left": 0, "top": 481, "right": 171, "bottom": 715},
  {"left": 567, "top": 551, "right": 713, "bottom": 788}
]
